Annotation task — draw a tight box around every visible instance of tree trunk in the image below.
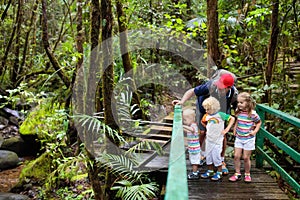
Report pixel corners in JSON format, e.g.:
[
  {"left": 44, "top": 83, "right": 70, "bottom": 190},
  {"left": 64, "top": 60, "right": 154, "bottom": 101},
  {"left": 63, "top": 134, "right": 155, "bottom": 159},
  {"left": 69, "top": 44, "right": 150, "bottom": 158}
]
[
  {"left": 1, "top": 1, "right": 17, "bottom": 79},
  {"left": 11, "top": 0, "right": 22, "bottom": 86},
  {"left": 85, "top": 1, "right": 104, "bottom": 199},
  {"left": 101, "top": 0, "right": 119, "bottom": 198},
  {"left": 91, "top": 0, "right": 103, "bottom": 113},
  {"left": 264, "top": 0, "right": 279, "bottom": 103},
  {"left": 0, "top": 0, "right": 12, "bottom": 21},
  {"left": 206, "top": 0, "right": 220, "bottom": 77},
  {"left": 41, "top": 0, "right": 70, "bottom": 88},
  {"left": 101, "top": 0, "right": 117, "bottom": 131},
  {"left": 18, "top": 0, "right": 39, "bottom": 86},
  {"left": 116, "top": 0, "right": 132, "bottom": 73},
  {"left": 66, "top": 0, "right": 85, "bottom": 150}
]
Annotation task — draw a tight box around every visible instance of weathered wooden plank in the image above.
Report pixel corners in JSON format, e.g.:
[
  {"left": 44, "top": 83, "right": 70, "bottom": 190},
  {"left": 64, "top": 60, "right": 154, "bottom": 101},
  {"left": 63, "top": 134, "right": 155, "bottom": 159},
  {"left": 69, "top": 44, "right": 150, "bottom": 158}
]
[
  {"left": 150, "top": 125, "right": 173, "bottom": 135},
  {"left": 187, "top": 158, "right": 290, "bottom": 199}
]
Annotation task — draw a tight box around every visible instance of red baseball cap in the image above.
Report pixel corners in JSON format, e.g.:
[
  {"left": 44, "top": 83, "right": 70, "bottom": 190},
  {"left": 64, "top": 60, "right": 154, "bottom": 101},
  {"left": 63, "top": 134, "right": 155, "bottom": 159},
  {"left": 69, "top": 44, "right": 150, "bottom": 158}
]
[{"left": 215, "top": 74, "right": 234, "bottom": 89}]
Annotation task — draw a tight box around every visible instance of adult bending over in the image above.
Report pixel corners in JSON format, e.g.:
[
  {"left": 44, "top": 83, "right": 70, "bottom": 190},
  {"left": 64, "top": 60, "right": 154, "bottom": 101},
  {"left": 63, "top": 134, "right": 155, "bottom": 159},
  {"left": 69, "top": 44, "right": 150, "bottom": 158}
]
[{"left": 172, "top": 70, "right": 238, "bottom": 174}]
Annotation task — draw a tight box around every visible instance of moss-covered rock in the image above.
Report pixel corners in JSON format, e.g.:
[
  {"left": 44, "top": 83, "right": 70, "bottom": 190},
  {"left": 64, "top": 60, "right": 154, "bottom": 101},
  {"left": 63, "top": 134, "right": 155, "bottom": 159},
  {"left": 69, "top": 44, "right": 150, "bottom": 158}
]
[
  {"left": 19, "top": 151, "right": 52, "bottom": 181},
  {"left": 19, "top": 99, "right": 67, "bottom": 139}
]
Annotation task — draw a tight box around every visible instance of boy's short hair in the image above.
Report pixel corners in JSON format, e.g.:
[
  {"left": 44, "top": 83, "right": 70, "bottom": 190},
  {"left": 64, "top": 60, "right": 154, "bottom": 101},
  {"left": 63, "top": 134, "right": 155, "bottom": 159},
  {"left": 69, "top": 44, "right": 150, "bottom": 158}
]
[{"left": 202, "top": 97, "right": 220, "bottom": 113}]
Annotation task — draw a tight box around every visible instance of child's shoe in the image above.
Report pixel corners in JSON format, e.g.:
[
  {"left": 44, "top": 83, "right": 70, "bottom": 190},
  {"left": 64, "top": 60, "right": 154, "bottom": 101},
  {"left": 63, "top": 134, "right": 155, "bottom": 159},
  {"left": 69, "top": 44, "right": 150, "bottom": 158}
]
[
  {"left": 199, "top": 157, "right": 206, "bottom": 166},
  {"left": 188, "top": 171, "right": 199, "bottom": 180},
  {"left": 228, "top": 173, "right": 242, "bottom": 182},
  {"left": 211, "top": 171, "right": 222, "bottom": 181},
  {"left": 200, "top": 170, "right": 214, "bottom": 179},
  {"left": 221, "top": 161, "right": 229, "bottom": 175},
  {"left": 244, "top": 174, "right": 252, "bottom": 183}
]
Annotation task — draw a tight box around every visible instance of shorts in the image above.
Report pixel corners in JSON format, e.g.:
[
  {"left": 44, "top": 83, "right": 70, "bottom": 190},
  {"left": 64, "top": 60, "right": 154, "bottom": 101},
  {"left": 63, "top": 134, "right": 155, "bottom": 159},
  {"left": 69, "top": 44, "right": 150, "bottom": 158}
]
[
  {"left": 189, "top": 152, "right": 201, "bottom": 165},
  {"left": 234, "top": 137, "right": 256, "bottom": 151},
  {"left": 205, "top": 140, "right": 222, "bottom": 167}
]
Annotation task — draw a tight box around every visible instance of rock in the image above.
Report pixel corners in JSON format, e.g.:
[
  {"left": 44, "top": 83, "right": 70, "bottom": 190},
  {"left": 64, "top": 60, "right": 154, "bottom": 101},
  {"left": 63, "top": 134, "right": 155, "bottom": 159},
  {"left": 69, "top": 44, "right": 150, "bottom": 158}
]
[
  {"left": 3, "top": 107, "right": 24, "bottom": 121},
  {"left": 0, "top": 116, "right": 9, "bottom": 126},
  {"left": 1, "top": 137, "right": 25, "bottom": 156},
  {"left": 0, "top": 150, "right": 20, "bottom": 170},
  {"left": 0, "top": 192, "right": 30, "bottom": 200}
]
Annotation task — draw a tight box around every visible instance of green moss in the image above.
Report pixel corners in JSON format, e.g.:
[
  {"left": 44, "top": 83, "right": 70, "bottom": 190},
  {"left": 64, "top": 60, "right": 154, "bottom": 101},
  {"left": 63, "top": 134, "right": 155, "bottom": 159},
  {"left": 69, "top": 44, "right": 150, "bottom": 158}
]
[
  {"left": 19, "top": 99, "right": 67, "bottom": 139},
  {"left": 19, "top": 152, "right": 52, "bottom": 181},
  {"left": 70, "top": 173, "right": 88, "bottom": 182}
]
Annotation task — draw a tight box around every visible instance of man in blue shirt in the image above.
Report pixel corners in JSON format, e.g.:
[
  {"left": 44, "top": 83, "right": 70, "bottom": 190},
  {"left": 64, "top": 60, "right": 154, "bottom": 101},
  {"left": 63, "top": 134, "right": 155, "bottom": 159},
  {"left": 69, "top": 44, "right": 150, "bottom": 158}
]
[{"left": 172, "top": 72, "right": 238, "bottom": 175}]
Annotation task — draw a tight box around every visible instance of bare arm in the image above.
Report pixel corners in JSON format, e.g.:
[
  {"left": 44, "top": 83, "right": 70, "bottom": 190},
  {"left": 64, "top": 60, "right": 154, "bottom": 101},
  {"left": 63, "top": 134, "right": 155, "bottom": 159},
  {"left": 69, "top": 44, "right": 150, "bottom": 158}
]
[
  {"left": 233, "top": 120, "right": 238, "bottom": 136},
  {"left": 172, "top": 88, "right": 195, "bottom": 105},
  {"left": 183, "top": 124, "right": 194, "bottom": 133},
  {"left": 250, "top": 120, "right": 262, "bottom": 136},
  {"left": 222, "top": 116, "right": 235, "bottom": 135}
]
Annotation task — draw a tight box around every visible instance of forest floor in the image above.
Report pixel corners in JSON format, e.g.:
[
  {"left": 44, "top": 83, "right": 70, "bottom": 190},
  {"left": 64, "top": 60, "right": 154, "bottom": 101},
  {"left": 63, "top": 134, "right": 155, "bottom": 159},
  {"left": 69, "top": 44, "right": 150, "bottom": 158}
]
[
  {"left": 0, "top": 164, "right": 24, "bottom": 193},
  {"left": 0, "top": 92, "right": 176, "bottom": 199}
]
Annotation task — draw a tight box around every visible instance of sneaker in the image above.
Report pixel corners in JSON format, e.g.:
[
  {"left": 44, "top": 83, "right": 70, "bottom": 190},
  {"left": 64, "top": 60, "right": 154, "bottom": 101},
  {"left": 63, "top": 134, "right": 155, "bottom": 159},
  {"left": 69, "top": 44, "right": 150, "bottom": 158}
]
[
  {"left": 200, "top": 158, "right": 206, "bottom": 166},
  {"left": 200, "top": 170, "right": 214, "bottom": 179},
  {"left": 221, "top": 162, "right": 229, "bottom": 175},
  {"left": 188, "top": 171, "right": 199, "bottom": 180},
  {"left": 229, "top": 173, "right": 242, "bottom": 182},
  {"left": 244, "top": 175, "right": 252, "bottom": 183},
  {"left": 211, "top": 172, "right": 222, "bottom": 181}
]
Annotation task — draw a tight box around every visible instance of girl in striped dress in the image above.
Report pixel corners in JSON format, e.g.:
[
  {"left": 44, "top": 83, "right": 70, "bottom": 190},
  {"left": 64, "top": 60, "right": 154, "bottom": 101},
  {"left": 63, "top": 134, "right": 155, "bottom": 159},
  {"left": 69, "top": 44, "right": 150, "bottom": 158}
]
[
  {"left": 183, "top": 108, "right": 201, "bottom": 179},
  {"left": 229, "top": 92, "right": 262, "bottom": 182}
]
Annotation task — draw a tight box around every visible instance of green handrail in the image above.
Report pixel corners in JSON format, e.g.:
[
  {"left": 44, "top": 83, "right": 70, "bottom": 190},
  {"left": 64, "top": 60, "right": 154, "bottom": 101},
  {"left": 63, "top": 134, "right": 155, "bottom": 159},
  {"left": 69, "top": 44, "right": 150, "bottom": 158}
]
[
  {"left": 256, "top": 104, "right": 300, "bottom": 195},
  {"left": 165, "top": 105, "right": 188, "bottom": 200}
]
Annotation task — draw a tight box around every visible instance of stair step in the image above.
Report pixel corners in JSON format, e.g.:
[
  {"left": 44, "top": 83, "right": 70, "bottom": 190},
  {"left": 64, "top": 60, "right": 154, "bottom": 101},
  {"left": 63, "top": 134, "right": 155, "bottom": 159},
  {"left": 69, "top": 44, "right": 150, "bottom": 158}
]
[
  {"left": 150, "top": 125, "right": 173, "bottom": 135},
  {"left": 144, "top": 133, "right": 171, "bottom": 140},
  {"left": 163, "top": 114, "right": 174, "bottom": 124}
]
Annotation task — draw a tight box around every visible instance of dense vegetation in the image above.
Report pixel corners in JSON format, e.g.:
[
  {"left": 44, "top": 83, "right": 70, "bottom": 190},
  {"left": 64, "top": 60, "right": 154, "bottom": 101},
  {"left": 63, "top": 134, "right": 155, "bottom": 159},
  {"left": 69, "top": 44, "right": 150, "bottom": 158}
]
[{"left": 0, "top": 0, "right": 299, "bottom": 199}]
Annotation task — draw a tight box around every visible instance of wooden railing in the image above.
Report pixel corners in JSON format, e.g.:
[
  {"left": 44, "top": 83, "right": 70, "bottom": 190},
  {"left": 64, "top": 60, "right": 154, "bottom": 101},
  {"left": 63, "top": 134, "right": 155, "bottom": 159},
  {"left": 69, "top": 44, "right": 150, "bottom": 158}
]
[
  {"left": 164, "top": 105, "right": 188, "bottom": 200},
  {"left": 256, "top": 104, "right": 300, "bottom": 195}
]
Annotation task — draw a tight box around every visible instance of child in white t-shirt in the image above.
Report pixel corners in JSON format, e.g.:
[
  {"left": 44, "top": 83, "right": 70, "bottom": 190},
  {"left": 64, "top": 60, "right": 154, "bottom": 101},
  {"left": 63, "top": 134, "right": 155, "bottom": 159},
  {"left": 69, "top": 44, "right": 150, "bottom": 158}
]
[{"left": 200, "top": 97, "right": 235, "bottom": 181}]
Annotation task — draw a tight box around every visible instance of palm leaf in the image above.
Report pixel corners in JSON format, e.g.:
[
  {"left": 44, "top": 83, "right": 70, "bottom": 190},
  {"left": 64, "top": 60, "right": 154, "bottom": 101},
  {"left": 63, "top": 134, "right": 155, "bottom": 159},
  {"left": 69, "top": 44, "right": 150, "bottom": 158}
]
[
  {"left": 99, "top": 154, "right": 141, "bottom": 180},
  {"left": 111, "top": 180, "right": 158, "bottom": 200},
  {"left": 73, "top": 114, "right": 126, "bottom": 144}
]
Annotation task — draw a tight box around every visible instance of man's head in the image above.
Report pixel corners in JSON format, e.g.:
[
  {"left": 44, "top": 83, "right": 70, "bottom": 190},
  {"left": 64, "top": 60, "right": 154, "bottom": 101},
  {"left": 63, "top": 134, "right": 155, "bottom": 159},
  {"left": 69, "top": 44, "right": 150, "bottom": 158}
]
[{"left": 215, "top": 74, "right": 234, "bottom": 89}]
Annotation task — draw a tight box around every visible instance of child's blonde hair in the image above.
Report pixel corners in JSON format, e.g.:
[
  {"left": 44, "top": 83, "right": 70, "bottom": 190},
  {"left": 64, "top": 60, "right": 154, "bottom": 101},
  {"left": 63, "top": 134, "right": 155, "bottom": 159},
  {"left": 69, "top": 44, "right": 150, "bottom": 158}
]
[
  {"left": 182, "top": 108, "right": 196, "bottom": 119},
  {"left": 236, "top": 92, "right": 256, "bottom": 116},
  {"left": 202, "top": 97, "right": 220, "bottom": 114}
]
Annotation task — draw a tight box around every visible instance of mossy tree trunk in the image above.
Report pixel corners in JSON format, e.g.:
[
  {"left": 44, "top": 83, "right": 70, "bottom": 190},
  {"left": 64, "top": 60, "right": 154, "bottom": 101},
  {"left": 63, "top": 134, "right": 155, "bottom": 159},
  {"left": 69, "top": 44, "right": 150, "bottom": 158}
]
[
  {"left": 264, "top": 0, "right": 279, "bottom": 104},
  {"left": 206, "top": 0, "right": 220, "bottom": 77}
]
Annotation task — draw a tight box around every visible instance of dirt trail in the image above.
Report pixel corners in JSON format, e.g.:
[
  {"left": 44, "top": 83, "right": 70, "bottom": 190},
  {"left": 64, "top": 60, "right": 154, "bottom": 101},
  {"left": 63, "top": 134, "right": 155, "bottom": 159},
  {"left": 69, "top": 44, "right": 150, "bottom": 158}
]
[{"left": 0, "top": 164, "right": 24, "bottom": 192}]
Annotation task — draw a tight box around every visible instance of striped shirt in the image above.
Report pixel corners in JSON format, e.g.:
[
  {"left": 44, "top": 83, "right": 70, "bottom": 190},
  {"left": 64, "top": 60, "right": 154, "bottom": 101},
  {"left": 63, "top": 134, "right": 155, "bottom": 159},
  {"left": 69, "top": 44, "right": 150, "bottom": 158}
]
[
  {"left": 187, "top": 123, "right": 201, "bottom": 154},
  {"left": 236, "top": 110, "right": 261, "bottom": 140}
]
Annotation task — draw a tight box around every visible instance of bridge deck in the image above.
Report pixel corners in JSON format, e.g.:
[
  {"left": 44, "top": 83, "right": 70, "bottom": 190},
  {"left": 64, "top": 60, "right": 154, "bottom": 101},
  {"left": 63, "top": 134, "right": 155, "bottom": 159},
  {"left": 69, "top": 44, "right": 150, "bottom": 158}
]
[
  {"left": 137, "top": 110, "right": 290, "bottom": 199},
  {"left": 139, "top": 130, "right": 289, "bottom": 199},
  {"left": 188, "top": 158, "right": 289, "bottom": 200},
  {"left": 141, "top": 140, "right": 289, "bottom": 199}
]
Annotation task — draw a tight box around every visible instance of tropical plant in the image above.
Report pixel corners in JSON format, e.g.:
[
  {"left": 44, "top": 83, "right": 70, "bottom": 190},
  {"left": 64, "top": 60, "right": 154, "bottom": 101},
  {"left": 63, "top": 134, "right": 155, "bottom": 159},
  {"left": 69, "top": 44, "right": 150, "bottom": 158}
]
[{"left": 99, "top": 154, "right": 159, "bottom": 200}]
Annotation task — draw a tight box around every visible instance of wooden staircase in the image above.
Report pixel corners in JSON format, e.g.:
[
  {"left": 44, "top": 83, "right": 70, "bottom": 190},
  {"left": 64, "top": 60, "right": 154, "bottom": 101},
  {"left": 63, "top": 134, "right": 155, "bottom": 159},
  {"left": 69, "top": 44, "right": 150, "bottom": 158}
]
[
  {"left": 117, "top": 113, "right": 174, "bottom": 171},
  {"left": 287, "top": 62, "right": 300, "bottom": 90}
]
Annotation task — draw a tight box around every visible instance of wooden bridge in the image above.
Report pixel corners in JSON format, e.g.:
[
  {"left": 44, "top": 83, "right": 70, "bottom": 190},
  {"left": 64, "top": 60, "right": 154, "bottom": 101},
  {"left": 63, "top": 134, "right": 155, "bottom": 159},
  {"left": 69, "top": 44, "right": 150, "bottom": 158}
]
[{"left": 133, "top": 104, "right": 300, "bottom": 199}]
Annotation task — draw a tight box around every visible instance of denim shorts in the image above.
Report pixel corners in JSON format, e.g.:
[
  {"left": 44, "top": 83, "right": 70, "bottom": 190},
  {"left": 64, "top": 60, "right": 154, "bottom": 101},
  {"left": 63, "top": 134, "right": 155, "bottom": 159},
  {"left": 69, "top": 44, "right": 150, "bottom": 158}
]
[{"left": 234, "top": 137, "right": 256, "bottom": 151}]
